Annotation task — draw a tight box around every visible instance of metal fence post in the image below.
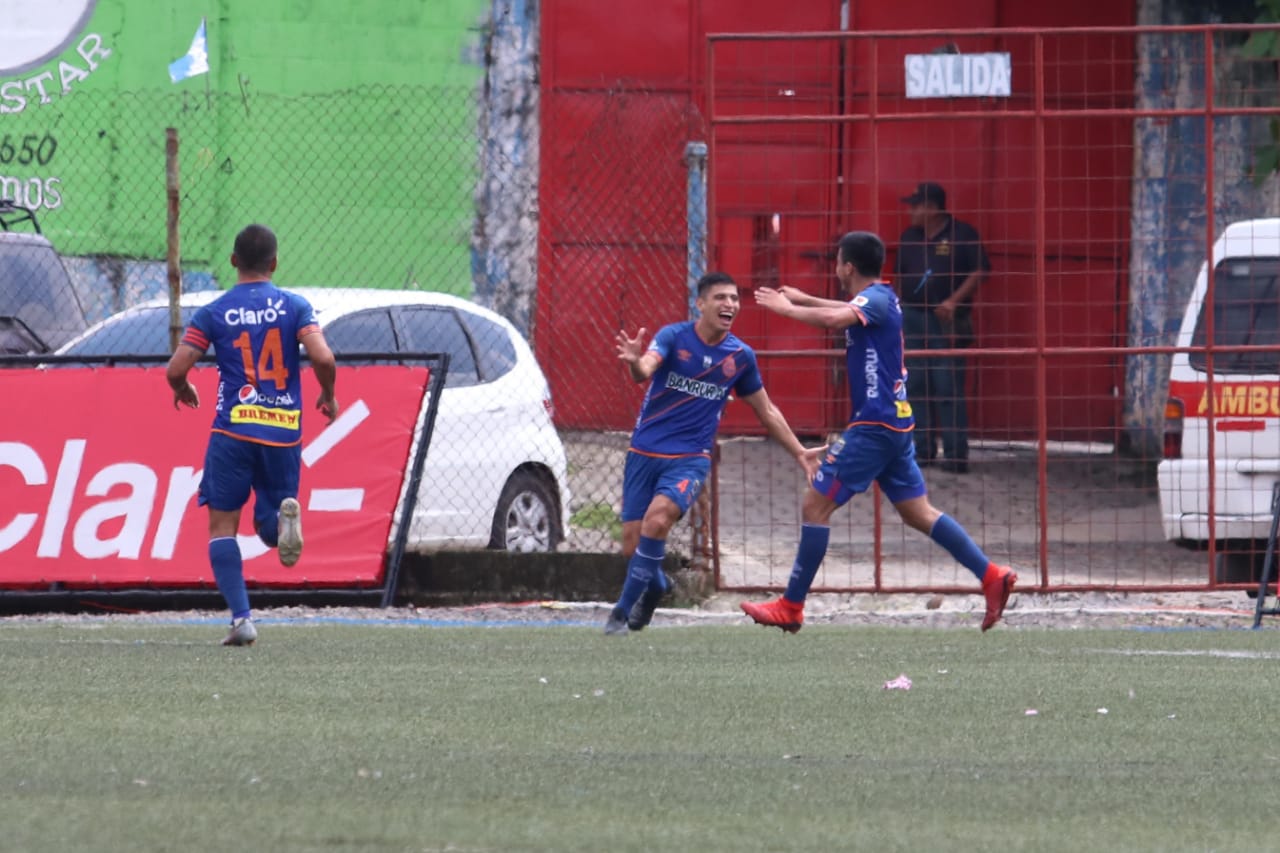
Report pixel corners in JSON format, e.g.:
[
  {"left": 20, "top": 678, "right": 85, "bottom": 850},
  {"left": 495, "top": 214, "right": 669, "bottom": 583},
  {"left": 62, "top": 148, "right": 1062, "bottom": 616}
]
[
  {"left": 683, "top": 140, "right": 713, "bottom": 574},
  {"left": 165, "top": 127, "right": 182, "bottom": 353},
  {"left": 684, "top": 141, "right": 708, "bottom": 319}
]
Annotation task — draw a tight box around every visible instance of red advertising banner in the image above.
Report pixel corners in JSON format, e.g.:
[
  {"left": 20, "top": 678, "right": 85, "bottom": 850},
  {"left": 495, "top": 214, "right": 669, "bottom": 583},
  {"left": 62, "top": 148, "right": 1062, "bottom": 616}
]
[{"left": 0, "top": 365, "right": 430, "bottom": 590}]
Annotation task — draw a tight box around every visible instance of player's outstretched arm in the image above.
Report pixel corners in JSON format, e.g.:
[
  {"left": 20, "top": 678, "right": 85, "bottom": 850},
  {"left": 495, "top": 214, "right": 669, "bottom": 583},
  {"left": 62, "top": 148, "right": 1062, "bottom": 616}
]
[
  {"left": 755, "top": 287, "right": 859, "bottom": 330},
  {"left": 739, "top": 387, "right": 826, "bottom": 484},
  {"left": 780, "top": 285, "right": 849, "bottom": 310}
]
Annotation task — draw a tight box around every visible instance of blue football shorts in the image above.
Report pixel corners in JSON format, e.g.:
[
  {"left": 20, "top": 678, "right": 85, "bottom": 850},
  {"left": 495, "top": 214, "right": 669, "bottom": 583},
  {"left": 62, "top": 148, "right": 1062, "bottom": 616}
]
[
  {"left": 620, "top": 451, "right": 711, "bottom": 522},
  {"left": 811, "top": 424, "right": 928, "bottom": 507},
  {"left": 198, "top": 431, "right": 302, "bottom": 526}
]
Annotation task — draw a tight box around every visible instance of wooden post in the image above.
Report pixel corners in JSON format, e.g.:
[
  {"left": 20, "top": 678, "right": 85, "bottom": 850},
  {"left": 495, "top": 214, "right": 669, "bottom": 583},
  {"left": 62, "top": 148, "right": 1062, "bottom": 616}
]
[{"left": 165, "top": 128, "right": 182, "bottom": 352}]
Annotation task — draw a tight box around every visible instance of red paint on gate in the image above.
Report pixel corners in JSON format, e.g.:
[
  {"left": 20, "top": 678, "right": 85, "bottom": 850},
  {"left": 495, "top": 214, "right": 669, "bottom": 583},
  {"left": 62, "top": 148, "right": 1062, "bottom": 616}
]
[
  {"left": 539, "top": 0, "right": 1135, "bottom": 443},
  {"left": 0, "top": 366, "right": 429, "bottom": 590}
]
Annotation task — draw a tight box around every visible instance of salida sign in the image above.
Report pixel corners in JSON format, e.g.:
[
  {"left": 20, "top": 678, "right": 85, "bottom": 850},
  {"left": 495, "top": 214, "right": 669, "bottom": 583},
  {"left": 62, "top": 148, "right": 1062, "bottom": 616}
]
[{"left": 0, "top": 365, "right": 430, "bottom": 590}]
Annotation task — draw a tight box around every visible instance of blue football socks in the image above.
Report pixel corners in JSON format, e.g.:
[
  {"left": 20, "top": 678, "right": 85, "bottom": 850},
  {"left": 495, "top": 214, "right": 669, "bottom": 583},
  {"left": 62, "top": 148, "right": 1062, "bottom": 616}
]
[
  {"left": 929, "top": 513, "right": 990, "bottom": 580},
  {"left": 209, "top": 536, "right": 251, "bottom": 620},
  {"left": 614, "top": 535, "right": 667, "bottom": 615},
  {"left": 783, "top": 523, "right": 831, "bottom": 604}
]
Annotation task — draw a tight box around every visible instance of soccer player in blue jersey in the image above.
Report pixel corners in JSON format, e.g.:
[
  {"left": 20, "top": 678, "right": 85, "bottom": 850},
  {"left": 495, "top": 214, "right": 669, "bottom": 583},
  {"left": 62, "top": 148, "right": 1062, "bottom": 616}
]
[
  {"left": 605, "top": 271, "right": 825, "bottom": 635},
  {"left": 166, "top": 224, "right": 338, "bottom": 646},
  {"left": 741, "top": 231, "right": 1016, "bottom": 633}
]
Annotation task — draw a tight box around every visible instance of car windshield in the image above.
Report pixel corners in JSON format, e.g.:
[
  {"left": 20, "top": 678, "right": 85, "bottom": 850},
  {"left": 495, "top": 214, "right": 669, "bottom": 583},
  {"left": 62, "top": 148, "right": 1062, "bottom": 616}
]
[
  {"left": 1191, "top": 258, "right": 1280, "bottom": 375},
  {"left": 61, "top": 306, "right": 205, "bottom": 357}
]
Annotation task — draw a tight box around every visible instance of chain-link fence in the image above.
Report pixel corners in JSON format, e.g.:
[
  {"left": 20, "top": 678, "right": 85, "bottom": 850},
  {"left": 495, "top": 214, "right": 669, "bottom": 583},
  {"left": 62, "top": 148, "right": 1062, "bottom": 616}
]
[
  {"left": 12, "top": 25, "right": 1280, "bottom": 596},
  {"left": 705, "top": 24, "right": 1280, "bottom": 594},
  {"left": 0, "top": 83, "right": 707, "bottom": 568}
]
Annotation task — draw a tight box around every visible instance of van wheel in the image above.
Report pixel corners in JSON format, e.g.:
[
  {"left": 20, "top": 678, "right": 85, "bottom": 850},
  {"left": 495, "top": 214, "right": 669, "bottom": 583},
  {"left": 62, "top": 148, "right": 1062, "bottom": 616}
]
[
  {"left": 1216, "top": 549, "right": 1268, "bottom": 587},
  {"left": 489, "top": 471, "right": 561, "bottom": 553}
]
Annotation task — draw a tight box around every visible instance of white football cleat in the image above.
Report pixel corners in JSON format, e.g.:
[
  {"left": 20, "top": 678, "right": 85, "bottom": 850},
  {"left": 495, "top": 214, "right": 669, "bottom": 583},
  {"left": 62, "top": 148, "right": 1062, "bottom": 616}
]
[
  {"left": 277, "top": 497, "right": 303, "bottom": 567},
  {"left": 221, "top": 617, "right": 257, "bottom": 647}
]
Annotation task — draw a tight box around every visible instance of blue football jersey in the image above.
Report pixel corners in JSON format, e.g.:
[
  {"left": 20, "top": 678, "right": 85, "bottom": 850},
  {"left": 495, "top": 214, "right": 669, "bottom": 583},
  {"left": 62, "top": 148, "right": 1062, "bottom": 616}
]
[
  {"left": 181, "top": 282, "right": 321, "bottom": 446},
  {"left": 629, "top": 321, "right": 764, "bottom": 457},
  {"left": 843, "top": 282, "right": 914, "bottom": 431}
]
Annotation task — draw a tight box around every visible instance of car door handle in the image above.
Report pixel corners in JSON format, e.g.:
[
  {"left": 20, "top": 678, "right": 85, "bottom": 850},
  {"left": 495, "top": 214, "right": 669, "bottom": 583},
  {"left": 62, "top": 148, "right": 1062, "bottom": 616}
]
[{"left": 1237, "top": 459, "right": 1280, "bottom": 474}]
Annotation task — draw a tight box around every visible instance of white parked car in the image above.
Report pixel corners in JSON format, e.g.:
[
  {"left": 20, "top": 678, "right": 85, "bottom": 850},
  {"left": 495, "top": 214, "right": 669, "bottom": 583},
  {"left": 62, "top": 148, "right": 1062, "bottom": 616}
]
[
  {"left": 55, "top": 287, "right": 571, "bottom": 553},
  {"left": 1159, "top": 218, "right": 1280, "bottom": 583}
]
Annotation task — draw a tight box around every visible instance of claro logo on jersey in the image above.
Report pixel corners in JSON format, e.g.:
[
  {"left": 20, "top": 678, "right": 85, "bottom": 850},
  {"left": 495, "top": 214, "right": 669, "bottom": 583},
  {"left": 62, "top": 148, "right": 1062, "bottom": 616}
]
[{"left": 225, "top": 299, "right": 287, "bottom": 326}]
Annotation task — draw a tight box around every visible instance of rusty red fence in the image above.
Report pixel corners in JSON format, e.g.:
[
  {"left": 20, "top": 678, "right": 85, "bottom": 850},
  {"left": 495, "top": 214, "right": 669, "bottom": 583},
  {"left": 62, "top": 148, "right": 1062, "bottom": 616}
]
[{"left": 703, "top": 25, "right": 1280, "bottom": 594}]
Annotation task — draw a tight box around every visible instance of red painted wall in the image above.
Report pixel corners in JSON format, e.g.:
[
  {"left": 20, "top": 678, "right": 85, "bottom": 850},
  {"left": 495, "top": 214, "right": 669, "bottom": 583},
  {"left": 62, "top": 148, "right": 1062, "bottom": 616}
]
[{"left": 539, "top": 0, "right": 1135, "bottom": 441}]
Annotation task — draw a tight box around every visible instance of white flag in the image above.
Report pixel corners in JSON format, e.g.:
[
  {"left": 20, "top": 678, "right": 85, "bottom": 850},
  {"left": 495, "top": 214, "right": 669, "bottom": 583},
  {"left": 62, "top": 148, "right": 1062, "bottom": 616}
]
[{"left": 168, "top": 18, "right": 209, "bottom": 83}]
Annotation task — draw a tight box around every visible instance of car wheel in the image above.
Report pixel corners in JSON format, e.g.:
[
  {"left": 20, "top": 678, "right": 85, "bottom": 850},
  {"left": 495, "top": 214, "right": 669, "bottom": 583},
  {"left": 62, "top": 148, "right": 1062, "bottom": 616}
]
[{"left": 490, "top": 470, "right": 561, "bottom": 553}]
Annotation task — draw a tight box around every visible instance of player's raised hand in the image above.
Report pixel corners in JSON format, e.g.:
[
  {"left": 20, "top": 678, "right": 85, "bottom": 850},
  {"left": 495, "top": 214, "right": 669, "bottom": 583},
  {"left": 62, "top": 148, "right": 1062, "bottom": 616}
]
[
  {"left": 615, "top": 327, "right": 647, "bottom": 364},
  {"left": 779, "top": 285, "right": 810, "bottom": 304},
  {"left": 754, "top": 287, "right": 789, "bottom": 314}
]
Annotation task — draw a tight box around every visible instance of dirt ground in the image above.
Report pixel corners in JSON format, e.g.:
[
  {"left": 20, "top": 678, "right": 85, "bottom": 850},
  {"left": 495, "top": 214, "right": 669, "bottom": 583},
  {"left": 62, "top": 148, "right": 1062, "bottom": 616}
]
[{"left": 5, "top": 587, "right": 1273, "bottom": 634}]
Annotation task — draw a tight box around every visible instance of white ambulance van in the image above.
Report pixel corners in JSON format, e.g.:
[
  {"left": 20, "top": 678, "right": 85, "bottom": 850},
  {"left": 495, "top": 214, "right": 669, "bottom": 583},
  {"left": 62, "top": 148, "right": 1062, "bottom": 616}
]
[{"left": 1158, "top": 218, "right": 1280, "bottom": 584}]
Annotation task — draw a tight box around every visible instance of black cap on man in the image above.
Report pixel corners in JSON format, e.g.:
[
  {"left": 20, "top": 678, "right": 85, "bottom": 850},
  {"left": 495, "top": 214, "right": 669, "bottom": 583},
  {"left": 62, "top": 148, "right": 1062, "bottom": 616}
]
[{"left": 901, "top": 181, "right": 947, "bottom": 210}]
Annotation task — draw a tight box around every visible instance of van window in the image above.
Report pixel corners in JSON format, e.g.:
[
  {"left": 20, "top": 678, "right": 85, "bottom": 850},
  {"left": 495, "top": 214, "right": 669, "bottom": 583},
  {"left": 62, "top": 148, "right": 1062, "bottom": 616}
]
[{"left": 1190, "top": 258, "right": 1280, "bottom": 375}]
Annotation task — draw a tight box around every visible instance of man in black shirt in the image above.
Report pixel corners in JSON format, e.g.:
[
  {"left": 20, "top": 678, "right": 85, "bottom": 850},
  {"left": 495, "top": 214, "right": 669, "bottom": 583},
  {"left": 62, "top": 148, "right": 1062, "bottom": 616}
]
[{"left": 894, "top": 182, "right": 990, "bottom": 473}]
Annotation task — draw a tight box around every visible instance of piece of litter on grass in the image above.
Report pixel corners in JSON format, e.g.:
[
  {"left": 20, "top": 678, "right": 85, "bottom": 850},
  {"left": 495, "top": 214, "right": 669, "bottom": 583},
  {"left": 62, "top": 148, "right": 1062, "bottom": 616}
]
[
  {"left": 1097, "top": 708, "right": 1109, "bottom": 715},
  {"left": 936, "top": 669, "right": 948, "bottom": 674},
  {"left": 1025, "top": 709, "right": 1039, "bottom": 716},
  {"left": 882, "top": 674, "right": 912, "bottom": 690},
  {"left": 538, "top": 677, "right": 548, "bottom": 684}
]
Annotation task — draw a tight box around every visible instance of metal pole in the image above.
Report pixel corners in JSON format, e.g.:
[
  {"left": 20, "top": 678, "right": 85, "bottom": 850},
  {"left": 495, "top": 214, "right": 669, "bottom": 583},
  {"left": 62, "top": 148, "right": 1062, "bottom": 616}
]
[
  {"left": 683, "top": 140, "right": 711, "bottom": 572},
  {"left": 165, "top": 128, "right": 182, "bottom": 352},
  {"left": 684, "top": 141, "right": 709, "bottom": 319}
]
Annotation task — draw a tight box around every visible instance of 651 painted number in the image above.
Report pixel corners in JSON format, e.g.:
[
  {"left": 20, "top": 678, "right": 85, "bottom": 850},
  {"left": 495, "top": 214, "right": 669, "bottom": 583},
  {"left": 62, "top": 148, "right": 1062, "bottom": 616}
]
[{"left": 0, "top": 133, "right": 57, "bottom": 166}]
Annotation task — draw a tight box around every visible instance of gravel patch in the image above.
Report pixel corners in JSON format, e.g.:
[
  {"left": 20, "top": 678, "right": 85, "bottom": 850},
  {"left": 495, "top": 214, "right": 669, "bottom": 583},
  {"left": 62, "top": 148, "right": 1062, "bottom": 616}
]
[{"left": 2, "top": 589, "right": 1272, "bottom": 633}]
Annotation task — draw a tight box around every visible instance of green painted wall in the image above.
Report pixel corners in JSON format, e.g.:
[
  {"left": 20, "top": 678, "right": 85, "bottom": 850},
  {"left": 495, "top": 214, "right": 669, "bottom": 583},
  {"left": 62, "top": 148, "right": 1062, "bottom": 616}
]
[{"left": 1, "top": 0, "right": 487, "bottom": 297}]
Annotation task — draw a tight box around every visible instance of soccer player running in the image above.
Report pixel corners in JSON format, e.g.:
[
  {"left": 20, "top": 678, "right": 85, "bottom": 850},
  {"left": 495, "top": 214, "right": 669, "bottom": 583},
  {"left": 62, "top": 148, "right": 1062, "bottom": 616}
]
[
  {"left": 166, "top": 224, "right": 338, "bottom": 646},
  {"left": 605, "top": 271, "right": 824, "bottom": 635},
  {"left": 741, "top": 231, "right": 1016, "bottom": 633}
]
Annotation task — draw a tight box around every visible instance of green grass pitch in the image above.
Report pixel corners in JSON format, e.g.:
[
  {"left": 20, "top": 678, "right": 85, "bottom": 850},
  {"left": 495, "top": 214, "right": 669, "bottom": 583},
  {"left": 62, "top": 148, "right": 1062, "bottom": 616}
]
[{"left": 2, "top": 617, "right": 1275, "bottom": 852}]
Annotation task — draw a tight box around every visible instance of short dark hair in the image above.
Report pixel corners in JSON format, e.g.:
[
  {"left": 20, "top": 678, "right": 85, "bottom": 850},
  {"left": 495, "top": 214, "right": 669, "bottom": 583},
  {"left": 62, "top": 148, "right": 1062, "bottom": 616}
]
[
  {"left": 696, "top": 270, "right": 736, "bottom": 297},
  {"left": 233, "top": 224, "right": 278, "bottom": 274},
  {"left": 836, "top": 231, "right": 885, "bottom": 278}
]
